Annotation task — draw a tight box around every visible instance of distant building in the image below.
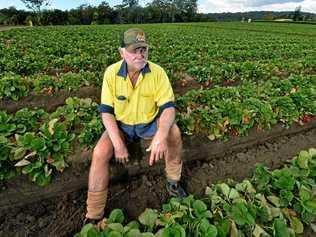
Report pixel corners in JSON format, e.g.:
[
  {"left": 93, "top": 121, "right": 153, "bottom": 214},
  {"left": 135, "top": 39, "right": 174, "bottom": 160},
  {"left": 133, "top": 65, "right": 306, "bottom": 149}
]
[{"left": 274, "top": 19, "right": 293, "bottom": 21}]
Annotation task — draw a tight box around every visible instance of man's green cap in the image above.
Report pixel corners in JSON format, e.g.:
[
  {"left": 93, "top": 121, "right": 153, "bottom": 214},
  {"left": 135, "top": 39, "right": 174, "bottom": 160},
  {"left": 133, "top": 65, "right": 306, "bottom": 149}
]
[{"left": 121, "top": 28, "right": 148, "bottom": 52}]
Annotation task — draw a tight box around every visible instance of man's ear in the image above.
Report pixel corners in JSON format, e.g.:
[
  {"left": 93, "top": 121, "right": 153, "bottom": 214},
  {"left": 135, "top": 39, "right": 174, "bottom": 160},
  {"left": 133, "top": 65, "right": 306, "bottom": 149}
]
[{"left": 118, "top": 47, "right": 124, "bottom": 59}]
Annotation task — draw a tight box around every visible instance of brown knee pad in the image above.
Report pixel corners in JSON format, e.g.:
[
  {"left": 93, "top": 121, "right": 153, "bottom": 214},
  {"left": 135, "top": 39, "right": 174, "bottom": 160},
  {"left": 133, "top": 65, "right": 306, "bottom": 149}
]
[
  {"left": 86, "top": 189, "right": 108, "bottom": 219},
  {"left": 165, "top": 160, "right": 182, "bottom": 182}
]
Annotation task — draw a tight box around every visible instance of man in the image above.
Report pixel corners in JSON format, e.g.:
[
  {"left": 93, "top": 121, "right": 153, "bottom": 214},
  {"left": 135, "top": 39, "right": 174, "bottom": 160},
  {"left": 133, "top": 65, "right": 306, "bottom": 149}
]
[{"left": 85, "top": 28, "right": 187, "bottom": 224}]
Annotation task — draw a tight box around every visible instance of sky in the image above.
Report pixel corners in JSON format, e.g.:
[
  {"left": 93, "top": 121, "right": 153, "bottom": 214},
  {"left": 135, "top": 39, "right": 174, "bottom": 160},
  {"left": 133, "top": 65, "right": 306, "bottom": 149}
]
[{"left": 0, "top": 0, "right": 315, "bottom": 13}]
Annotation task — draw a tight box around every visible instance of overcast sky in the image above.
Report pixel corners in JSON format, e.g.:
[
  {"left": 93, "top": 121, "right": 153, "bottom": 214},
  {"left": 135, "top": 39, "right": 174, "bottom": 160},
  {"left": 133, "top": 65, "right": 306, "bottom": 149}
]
[{"left": 0, "top": 0, "right": 315, "bottom": 13}]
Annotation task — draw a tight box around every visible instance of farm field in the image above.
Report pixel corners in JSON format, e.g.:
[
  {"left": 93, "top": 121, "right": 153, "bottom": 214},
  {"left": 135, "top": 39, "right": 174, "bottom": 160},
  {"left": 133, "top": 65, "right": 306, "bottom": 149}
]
[{"left": 0, "top": 22, "right": 315, "bottom": 236}]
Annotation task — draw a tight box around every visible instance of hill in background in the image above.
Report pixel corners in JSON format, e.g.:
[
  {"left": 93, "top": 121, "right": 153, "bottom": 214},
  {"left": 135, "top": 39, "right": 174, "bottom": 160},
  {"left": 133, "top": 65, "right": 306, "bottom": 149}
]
[{"left": 206, "top": 11, "right": 316, "bottom": 22}]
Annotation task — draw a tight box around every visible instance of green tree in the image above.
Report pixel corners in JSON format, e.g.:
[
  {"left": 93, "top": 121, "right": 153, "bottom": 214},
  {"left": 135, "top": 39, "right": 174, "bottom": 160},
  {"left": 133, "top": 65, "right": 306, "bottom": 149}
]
[
  {"left": 20, "top": 0, "right": 51, "bottom": 25},
  {"left": 174, "top": 0, "right": 198, "bottom": 22},
  {"left": 96, "top": 1, "right": 113, "bottom": 24},
  {"left": 20, "top": 0, "right": 50, "bottom": 12},
  {"left": 122, "top": 0, "right": 139, "bottom": 8},
  {"left": 149, "top": 0, "right": 172, "bottom": 22},
  {"left": 293, "top": 5, "right": 302, "bottom": 21}
]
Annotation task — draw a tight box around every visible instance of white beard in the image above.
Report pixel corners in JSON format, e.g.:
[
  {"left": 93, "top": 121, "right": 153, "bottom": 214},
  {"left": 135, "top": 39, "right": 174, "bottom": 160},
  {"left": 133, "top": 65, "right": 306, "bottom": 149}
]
[{"left": 133, "top": 61, "right": 147, "bottom": 70}]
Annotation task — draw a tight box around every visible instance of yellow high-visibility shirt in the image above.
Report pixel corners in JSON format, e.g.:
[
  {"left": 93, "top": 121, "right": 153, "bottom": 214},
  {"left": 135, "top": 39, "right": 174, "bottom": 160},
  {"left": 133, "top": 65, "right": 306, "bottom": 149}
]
[{"left": 98, "top": 60, "right": 175, "bottom": 126}]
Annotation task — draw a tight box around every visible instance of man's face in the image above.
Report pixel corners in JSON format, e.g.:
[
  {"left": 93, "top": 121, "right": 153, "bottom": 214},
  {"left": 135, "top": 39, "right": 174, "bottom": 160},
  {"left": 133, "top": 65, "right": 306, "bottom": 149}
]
[{"left": 120, "top": 47, "right": 149, "bottom": 71}]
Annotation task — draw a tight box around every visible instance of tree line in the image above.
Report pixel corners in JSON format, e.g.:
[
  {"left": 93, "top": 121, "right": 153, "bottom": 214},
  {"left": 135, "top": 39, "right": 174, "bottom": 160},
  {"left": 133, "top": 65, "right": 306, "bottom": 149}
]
[
  {"left": 0, "top": 0, "right": 315, "bottom": 26},
  {"left": 0, "top": 0, "right": 210, "bottom": 26}
]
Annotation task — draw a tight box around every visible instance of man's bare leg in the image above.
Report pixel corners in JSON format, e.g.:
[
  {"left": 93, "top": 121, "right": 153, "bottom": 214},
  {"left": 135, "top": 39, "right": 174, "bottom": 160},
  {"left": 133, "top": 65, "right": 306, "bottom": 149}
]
[
  {"left": 164, "top": 123, "right": 187, "bottom": 197},
  {"left": 165, "top": 123, "right": 183, "bottom": 181},
  {"left": 86, "top": 131, "right": 114, "bottom": 220}
]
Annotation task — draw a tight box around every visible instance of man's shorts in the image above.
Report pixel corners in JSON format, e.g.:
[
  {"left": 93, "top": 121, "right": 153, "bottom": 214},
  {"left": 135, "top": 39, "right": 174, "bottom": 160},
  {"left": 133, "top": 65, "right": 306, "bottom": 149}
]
[{"left": 117, "top": 119, "right": 157, "bottom": 142}]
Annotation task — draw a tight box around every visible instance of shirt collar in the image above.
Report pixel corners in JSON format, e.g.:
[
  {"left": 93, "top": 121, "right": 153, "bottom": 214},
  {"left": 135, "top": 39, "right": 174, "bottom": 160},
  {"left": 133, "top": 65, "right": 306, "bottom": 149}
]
[{"left": 117, "top": 60, "right": 151, "bottom": 79}]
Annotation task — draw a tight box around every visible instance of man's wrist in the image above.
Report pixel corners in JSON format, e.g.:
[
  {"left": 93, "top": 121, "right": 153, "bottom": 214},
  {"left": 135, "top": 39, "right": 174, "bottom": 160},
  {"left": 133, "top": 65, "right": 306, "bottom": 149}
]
[
  {"left": 155, "top": 130, "right": 168, "bottom": 141},
  {"left": 113, "top": 139, "right": 125, "bottom": 148}
]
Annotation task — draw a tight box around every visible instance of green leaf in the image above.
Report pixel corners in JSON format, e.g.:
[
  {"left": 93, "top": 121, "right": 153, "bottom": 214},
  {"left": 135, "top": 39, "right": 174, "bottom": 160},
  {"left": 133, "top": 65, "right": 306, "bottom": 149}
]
[
  {"left": 218, "top": 183, "right": 230, "bottom": 197},
  {"left": 254, "top": 164, "right": 271, "bottom": 187},
  {"left": 51, "top": 158, "right": 67, "bottom": 171},
  {"left": 125, "top": 229, "right": 141, "bottom": 237},
  {"left": 30, "top": 138, "right": 46, "bottom": 151},
  {"left": 193, "top": 200, "right": 207, "bottom": 213},
  {"left": 80, "top": 224, "right": 99, "bottom": 237},
  {"left": 126, "top": 220, "right": 140, "bottom": 230},
  {"left": 12, "top": 147, "right": 26, "bottom": 160},
  {"left": 230, "top": 202, "right": 255, "bottom": 226},
  {"left": 138, "top": 208, "right": 158, "bottom": 229},
  {"left": 206, "top": 225, "right": 218, "bottom": 237},
  {"left": 65, "top": 97, "right": 75, "bottom": 106},
  {"left": 108, "top": 209, "right": 124, "bottom": 224},
  {"left": 273, "top": 171, "right": 295, "bottom": 191},
  {"left": 217, "top": 219, "right": 230, "bottom": 237},
  {"left": 299, "top": 187, "right": 311, "bottom": 202},
  {"left": 162, "top": 203, "right": 172, "bottom": 212},
  {"left": 267, "top": 196, "right": 280, "bottom": 207},
  {"left": 253, "top": 224, "right": 269, "bottom": 237},
  {"left": 161, "top": 225, "right": 185, "bottom": 237},
  {"left": 0, "top": 135, "right": 7, "bottom": 144},
  {"left": 53, "top": 143, "right": 62, "bottom": 152},
  {"left": 108, "top": 223, "right": 124, "bottom": 233},
  {"left": 181, "top": 195, "right": 194, "bottom": 207},
  {"left": 235, "top": 180, "right": 256, "bottom": 194},
  {"left": 22, "top": 132, "right": 34, "bottom": 145},
  {"left": 107, "top": 230, "right": 122, "bottom": 237},
  {"left": 229, "top": 188, "right": 240, "bottom": 199},
  {"left": 201, "top": 210, "right": 213, "bottom": 219},
  {"left": 302, "top": 200, "right": 316, "bottom": 215},
  {"left": 297, "top": 150, "right": 310, "bottom": 169},
  {"left": 141, "top": 233, "right": 155, "bottom": 237},
  {"left": 22, "top": 161, "right": 42, "bottom": 174},
  {"left": 309, "top": 148, "right": 316, "bottom": 158},
  {"left": 48, "top": 118, "right": 59, "bottom": 135},
  {"left": 279, "top": 190, "right": 293, "bottom": 207},
  {"left": 289, "top": 216, "right": 303, "bottom": 234},
  {"left": 199, "top": 218, "right": 210, "bottom": 233},
  {"left": 274, "top": 218, "right": 290, "bottom": 237},
  {"left": 35, "top": 172, "right": 52, "bottom": 186},
  {"left": 270, "top": 207, "right": 282, "bottom": 218}
]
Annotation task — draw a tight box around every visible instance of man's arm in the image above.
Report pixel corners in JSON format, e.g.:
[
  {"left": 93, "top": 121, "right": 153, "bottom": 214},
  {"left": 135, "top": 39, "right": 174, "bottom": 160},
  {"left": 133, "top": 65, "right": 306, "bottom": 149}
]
[
  {"left": 156, "top": 107, "right": 175, "bottom": 139},
  {"left": 101, "top": 113, "right": 129, "bottom": 163},
  {"left": 101, "top": 113, "right": 124, "bottom": 147},
  {"left": 148, "top": 107, "right": 175, "bottom": 166}
]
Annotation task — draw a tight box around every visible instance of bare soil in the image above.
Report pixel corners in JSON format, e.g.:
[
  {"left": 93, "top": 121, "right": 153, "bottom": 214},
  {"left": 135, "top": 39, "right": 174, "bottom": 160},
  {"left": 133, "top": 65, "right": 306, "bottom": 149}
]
[
  {"left": 0, "top": 127, "right": 315, "bottom": 237},
  {"left": 1, "top": 73, "right": 240, "bottom": 113},
  {"left": 0, "top": 87, "right": 101, "bottom": 113},
  {"left": 0, "top": 26, "right": 27, "bottom": 32}
]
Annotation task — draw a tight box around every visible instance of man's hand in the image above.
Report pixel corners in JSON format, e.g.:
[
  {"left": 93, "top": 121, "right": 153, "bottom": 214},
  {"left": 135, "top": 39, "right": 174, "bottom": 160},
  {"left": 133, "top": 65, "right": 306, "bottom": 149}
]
[
  {"left": 114, "top": 143, "right": 129, "bottom": 164},
  {"left": 146, "top": 135, "right": 168, "bottom": 166}
]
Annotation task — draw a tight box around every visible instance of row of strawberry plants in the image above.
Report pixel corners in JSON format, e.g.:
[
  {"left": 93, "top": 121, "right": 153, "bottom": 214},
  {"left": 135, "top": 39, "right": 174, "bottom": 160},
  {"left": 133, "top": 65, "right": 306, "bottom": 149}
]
[
  {"left": 0, "top": 74, "right": 315, "bottom": 185},
  {"left": 181, "top": 57, "right": 315, "bottom": 84},
  {"left": 0, "top": 97, "right": 103, "bottom": 185},
  {"left": 0, "top": 59, "right": 314, "bottom": 102},
  {"left": 75, "top": 148, "right": 316, "bottom": 237},
  {"left": 0, "top": 71, "right": 102, "bottom": 101},
  {"left": 1, "top": 24, "right": 315, "bottom": 90},
  {"left": 176, "top": 75, "right": 315, "bottom": 139}
]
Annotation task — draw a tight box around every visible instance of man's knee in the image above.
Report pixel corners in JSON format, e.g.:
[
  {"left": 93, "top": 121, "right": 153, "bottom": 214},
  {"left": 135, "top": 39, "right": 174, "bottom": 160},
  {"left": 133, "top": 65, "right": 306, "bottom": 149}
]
[{"left": 92, "top": 135, "right": 113, "bottom": 165}]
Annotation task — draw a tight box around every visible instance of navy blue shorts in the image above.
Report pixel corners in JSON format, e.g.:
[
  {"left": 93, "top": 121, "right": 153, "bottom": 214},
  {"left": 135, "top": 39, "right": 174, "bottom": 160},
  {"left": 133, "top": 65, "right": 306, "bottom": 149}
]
[{"left": 117, "top": 120, "right": 157, "bottom": 142}]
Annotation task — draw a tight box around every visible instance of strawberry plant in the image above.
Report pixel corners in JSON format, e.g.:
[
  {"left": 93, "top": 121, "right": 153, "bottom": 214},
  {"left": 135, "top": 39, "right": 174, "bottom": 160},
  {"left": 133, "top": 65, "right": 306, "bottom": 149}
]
[
  {"left": 75, "top": 148, "right": 316, "bottom": 237},
  {"left": 0, "top": 73, "right": 29, "bottom": 101}
]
